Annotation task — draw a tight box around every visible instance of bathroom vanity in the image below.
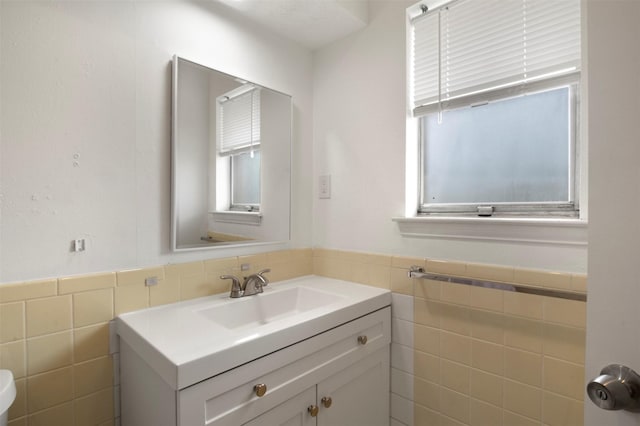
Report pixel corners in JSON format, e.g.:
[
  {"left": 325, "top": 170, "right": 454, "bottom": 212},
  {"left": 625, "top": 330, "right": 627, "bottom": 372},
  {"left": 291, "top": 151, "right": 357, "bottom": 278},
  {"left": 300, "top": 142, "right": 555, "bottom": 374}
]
[{"left": 116, "top": 275, "right": 391, "bottom": 426}]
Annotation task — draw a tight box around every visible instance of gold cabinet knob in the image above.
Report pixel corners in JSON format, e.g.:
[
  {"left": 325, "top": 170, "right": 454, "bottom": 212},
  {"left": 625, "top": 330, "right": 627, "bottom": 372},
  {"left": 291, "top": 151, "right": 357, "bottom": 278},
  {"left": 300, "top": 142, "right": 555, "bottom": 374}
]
[
  {"left": 254, "top": 383, "right": 267, "bottom": 397},
  {"left": 321, "top": 396, "right": 332, "bottom": 408},
  {"left": 308, "top": 405, "right": 319, "bottom": 417},
  {"left": 357, "top": 335, "right": 368, "bottom": 345}
]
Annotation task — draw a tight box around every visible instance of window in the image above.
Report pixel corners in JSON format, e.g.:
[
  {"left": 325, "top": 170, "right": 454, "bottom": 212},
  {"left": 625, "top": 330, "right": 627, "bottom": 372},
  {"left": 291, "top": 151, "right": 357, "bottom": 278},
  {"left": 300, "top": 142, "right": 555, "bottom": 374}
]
[
  {"left": 410, "top": 0, "right": 582, "bottom": 217},
  {"left": 217, "top": 85, "right": 261, "bottom": 212},
  {"left": 420, "top": 86, "right": 577, "bottom": 215},
  {"left": 231, "top": 150, "right": 261, "bottom": 210}
]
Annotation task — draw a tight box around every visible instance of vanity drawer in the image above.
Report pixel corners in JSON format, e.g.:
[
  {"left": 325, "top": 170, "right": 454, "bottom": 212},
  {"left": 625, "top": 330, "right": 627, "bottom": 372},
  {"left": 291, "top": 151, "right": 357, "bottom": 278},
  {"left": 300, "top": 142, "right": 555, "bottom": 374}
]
[{"left": 178, "top": 306, "right": 390, "bottom": 426}]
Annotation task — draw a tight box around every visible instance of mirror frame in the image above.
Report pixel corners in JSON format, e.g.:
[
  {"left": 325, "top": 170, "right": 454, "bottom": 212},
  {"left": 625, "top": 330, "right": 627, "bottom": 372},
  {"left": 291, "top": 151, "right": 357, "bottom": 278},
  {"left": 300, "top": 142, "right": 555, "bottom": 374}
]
[{"left": 170, "top": 55, "right": 292, "bottom": 251}]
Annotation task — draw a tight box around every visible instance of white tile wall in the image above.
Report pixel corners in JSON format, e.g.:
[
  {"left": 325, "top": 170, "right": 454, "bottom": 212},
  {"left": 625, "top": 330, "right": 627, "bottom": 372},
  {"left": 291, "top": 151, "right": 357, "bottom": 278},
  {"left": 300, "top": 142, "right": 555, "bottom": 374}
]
[
  {"left": 391, "top": 294, "right": 414, "bottom": 426},
  {"left": 392, "top": 293, "right": 414, "bottom": 322},
  {"left": 392, "top": 318, "right": 414, "bottom": 347},
  {"left": 392, "top": 343, "right": 414, "bottom": 374},
  {"left": 391, "top": 392, "right": 414, "bottom": 426},
  {"left": 391, "top": 368, "right": 414, "bottom": 403}
]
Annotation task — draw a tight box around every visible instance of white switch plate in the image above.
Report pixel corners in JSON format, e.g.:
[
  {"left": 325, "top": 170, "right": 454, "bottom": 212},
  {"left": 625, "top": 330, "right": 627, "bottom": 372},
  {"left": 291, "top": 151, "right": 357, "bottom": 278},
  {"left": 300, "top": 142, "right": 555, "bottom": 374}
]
[{"left": 319, "top": 175, "right": 331, "bottom": 199}]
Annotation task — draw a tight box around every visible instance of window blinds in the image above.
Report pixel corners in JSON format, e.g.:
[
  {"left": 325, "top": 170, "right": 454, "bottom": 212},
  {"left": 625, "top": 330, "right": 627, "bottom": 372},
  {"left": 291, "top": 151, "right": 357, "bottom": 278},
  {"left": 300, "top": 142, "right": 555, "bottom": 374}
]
[
  {"left": 219, "top": 87, "right": 261, "bottom": 155},
  {"left": 411, "top": 0, "right": 581, "bottom": 115}
]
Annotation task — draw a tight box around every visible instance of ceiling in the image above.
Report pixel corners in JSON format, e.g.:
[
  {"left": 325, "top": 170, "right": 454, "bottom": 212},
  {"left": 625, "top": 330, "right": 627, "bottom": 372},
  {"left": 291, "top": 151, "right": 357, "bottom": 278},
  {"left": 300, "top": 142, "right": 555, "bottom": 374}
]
[{"left": 217, "top": 0, "right": 370, "bottom": 50}]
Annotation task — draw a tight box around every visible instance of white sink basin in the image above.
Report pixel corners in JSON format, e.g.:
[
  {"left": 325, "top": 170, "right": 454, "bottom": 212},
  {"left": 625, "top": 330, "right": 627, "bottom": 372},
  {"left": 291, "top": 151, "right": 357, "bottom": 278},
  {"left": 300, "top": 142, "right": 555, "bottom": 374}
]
[
  {"left": 195, "top": 286, "right": 344, "bottom": 330},
  {"left": 116, "top": 275, "right": 390, "bottom": 390}
]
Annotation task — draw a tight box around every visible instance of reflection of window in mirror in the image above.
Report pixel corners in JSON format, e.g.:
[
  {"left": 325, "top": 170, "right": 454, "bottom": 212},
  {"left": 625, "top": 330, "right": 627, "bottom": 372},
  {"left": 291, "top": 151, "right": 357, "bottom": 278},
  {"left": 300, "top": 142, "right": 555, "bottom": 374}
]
[{"left": 216, "top": 85, "right": 261, "bottom": 213}]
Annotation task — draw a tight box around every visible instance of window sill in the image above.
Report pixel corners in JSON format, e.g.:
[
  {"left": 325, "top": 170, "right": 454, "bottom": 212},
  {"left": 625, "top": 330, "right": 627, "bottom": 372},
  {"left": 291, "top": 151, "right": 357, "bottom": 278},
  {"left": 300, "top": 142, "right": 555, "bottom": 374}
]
[
  {"left": 392, "top": 216, "right": 587, "bottom": 246},
  {"left": 211, "top": 211, "right": 262, "bottom": 226}
]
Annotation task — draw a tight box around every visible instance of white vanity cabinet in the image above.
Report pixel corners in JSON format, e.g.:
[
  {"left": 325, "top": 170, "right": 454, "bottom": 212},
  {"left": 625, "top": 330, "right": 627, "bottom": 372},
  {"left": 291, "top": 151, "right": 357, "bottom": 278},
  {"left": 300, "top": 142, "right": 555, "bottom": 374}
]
[
  {"left": 117, "top": 276, "right": 392, "bottom": 426},
  {"left": 243, "top": 386, "right": 316, "bottom": 426},
  {"left": 245, "top": 349, "right": 388, "bottom": 426},
  {"left": 177, "top": 307, "right": 390, "bottom": 426}
]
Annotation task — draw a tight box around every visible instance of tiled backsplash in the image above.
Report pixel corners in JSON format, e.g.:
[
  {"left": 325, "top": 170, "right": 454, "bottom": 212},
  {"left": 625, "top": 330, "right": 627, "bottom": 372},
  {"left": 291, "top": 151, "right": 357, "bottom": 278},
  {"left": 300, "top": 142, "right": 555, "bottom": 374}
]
[
  {"left": 0, "top": 249, "right": 313, "bottom": 426},
  {"left": 311, "top": 249, "right": 587, "bottom": 426},
  {"left": 0, "top": 248, "right": 586, "bottom": 426}
]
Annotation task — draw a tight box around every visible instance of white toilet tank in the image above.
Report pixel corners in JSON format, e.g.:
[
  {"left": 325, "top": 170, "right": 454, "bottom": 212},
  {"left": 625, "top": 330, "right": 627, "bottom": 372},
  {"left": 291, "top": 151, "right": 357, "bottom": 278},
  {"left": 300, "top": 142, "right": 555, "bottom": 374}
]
[{"left": 0, "top": 370, "right": 16, "bottom": 426}]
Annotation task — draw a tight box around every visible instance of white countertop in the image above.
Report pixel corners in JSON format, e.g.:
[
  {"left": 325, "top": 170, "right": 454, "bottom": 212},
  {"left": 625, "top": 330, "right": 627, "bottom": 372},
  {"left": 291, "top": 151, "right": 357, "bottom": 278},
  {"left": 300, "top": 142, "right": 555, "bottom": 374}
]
[{"left": 116, "top": 275, "right": 391, "bottom": 390}]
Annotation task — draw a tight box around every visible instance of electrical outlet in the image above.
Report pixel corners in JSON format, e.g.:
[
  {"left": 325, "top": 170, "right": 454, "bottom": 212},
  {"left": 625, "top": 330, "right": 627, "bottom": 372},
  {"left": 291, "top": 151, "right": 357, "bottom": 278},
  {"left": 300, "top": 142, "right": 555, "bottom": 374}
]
[
  {"left": 145, "top": 277, "right": 159, "bottom": 287},
  {"left": 319, "top": 175, "right": 331, "bottom": 199},
  {"left": 72, "top": 239, "right": 85, "bottom": 252}
]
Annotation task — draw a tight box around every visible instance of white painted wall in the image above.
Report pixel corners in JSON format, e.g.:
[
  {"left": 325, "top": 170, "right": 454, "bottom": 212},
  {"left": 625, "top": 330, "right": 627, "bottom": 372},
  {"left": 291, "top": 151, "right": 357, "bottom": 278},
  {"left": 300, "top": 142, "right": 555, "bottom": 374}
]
[
  {"left": 0, "top": 0, "right": 595, "bottom": 283},
  {"left": 0, "top": 0, "right": 313, "bottom": 283},
  {"left": 312, "top": 0, "right": 587, "bottom": 273}
]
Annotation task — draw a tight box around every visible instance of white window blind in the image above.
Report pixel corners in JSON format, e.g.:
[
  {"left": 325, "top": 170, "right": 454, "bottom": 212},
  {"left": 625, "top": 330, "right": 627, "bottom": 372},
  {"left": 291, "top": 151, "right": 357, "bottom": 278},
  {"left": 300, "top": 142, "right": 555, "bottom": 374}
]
[
  {"left": 218, "top": 87, "right": 261, "bottom": 155},
  {"left": 411, "top": 0, "right": 581, "bottom": 115}
]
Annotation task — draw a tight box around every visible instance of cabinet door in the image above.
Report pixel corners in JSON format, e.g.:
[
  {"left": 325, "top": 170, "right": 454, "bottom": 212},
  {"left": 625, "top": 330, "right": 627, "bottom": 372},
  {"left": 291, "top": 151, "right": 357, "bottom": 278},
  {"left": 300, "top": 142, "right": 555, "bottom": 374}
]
[
  {"left": 316, "top": 348, "right": 389, "bottom": 426},
  {"left": 243, "top": 386, "right": 317, "bottom": 426}
]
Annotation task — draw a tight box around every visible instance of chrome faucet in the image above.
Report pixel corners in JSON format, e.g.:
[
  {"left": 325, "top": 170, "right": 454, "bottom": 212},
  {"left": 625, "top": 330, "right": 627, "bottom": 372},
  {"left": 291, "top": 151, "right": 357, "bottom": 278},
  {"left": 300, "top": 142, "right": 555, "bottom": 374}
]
[{"left": 220, "top": 269, "right": 271, "bottom": 298}]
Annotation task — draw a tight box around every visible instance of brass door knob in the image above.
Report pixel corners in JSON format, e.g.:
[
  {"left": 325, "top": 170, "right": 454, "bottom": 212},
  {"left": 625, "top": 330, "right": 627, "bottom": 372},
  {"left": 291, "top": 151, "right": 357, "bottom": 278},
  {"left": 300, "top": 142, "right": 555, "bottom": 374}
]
[
  {"left": 357, "top": 335, "right": 368, "bottom": 345},
  {"left": 254, "top": 383, "right": 267, "bottom": 397},
  {"left": 308, "top": 405, "right": 319, "bottom": 417},
  {"left": 321, "top": 396, "right": 332, "bottom": 408}
]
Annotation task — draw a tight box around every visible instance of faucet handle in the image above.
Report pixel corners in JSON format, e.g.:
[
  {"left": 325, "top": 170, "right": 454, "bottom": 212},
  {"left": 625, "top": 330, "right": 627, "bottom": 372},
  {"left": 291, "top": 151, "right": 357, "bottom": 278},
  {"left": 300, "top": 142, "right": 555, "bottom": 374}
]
[
  {"left": 256, "top": 269, "right": 271, "bottom": 286},
  {"left": 220, "top": 275, "right": 242, "bottom": 298}
]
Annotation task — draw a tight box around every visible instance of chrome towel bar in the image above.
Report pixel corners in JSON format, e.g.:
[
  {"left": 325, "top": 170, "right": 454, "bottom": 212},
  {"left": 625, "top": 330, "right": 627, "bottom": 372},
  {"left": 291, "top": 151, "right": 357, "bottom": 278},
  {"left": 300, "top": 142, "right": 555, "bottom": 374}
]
[{"left": 408, "top": 266, "right": 586, "bottom": 302}]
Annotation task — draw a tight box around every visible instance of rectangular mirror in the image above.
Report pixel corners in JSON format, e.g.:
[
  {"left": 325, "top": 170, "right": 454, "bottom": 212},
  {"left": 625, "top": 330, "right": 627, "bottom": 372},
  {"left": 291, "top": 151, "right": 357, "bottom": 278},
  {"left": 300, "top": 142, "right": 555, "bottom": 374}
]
[{"left": 171, "top": 56, "right": 291, "bottom": 251}]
